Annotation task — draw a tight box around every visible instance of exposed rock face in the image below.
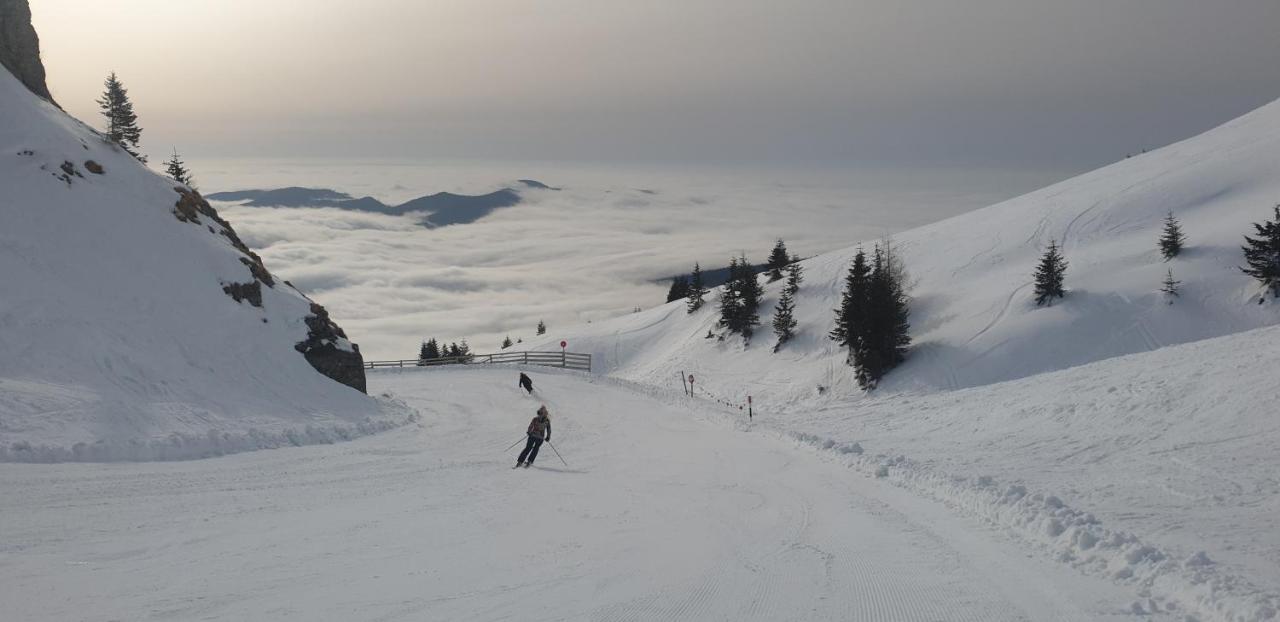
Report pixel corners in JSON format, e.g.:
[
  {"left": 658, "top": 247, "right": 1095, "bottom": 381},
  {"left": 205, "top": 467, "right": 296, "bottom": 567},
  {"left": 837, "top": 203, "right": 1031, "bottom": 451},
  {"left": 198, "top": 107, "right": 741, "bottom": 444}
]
[
  {"left": 295, "top": 303, "right": 367, "bottom": 394},
  {"left": 171, "top": 188, "right": 367, "bottom": 393},
  {"left": 0, "top": 0, "right": 55, "bottom": 104}
]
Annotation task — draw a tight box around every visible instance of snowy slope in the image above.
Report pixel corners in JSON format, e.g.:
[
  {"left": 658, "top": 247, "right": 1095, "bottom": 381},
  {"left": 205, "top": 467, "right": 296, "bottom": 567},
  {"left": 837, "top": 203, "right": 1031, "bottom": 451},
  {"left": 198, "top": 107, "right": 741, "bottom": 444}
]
[
  {"left": 535, "top": 97, "right": 1280, "bottom": 406},
  {"left": 0, "top": 367, "right": 1143, "bottom": 621},
  {"left": 519, "top": 98, "right": 1280, "bottom": 619},
  {"left": 0, "top": 68, "right": 410, "bottom": 461}
]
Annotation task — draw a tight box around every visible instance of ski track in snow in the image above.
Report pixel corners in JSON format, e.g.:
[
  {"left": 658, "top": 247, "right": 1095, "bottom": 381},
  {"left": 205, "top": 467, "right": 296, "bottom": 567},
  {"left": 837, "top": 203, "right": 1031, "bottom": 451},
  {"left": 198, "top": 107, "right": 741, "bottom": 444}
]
[{"left": 0, "top": 368, "right": 1141, "bottom": 621}]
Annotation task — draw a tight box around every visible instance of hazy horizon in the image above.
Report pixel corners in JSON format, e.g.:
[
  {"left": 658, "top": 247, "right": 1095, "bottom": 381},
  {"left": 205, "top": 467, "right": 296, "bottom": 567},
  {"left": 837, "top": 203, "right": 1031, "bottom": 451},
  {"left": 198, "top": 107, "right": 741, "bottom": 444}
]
[{"left": 29, "top": 0, "right": 1280, "bottom": 171}]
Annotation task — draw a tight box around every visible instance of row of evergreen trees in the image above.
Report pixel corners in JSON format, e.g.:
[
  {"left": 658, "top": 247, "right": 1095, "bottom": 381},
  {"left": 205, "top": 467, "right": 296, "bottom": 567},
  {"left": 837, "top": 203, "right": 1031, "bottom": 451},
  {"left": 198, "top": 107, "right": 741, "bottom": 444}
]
[
  {"left": 670, "top": 239, "right": 799, "bottom": 309},
  {"left": 1035, "top": 205, "right": 1280, "bottom": 306},
  {"left": 421, "top": 318, "right": 548, "bottom": 360},
  {"left": 418, "top": 338, "right": 472, "bottom": 363},
  {"left": 96, "top": 71, "right": 197, "bottom": 188},
  {"left": 1033, "top": 211, "right": 1187, "bottom": 307}
]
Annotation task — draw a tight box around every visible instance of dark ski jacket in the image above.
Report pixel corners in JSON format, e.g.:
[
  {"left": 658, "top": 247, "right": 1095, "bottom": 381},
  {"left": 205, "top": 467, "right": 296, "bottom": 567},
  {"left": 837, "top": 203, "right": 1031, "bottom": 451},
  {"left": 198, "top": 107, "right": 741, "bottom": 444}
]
[
  {"left": 518, "top": 373, "right": 533, "bottom": 391},
  {"left": 527, "top": 414, "right": 550, "bottom": 441}
]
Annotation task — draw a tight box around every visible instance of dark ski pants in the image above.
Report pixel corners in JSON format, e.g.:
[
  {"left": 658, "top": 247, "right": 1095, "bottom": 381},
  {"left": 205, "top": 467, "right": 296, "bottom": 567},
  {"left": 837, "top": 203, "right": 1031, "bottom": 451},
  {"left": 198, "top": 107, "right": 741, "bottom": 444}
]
[
  {"left": 518, "top": 435, "right": 544, "bottom": 465},
  {"left": 520, "top": 380, "right": 533, "bottom": 394}
]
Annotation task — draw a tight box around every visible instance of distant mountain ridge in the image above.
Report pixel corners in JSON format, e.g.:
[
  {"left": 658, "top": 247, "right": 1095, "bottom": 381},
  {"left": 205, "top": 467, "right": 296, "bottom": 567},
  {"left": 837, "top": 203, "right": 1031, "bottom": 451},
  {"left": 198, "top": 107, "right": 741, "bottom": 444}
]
[{"left": 207, "top": 180, "right": 557, "bottom": 227}]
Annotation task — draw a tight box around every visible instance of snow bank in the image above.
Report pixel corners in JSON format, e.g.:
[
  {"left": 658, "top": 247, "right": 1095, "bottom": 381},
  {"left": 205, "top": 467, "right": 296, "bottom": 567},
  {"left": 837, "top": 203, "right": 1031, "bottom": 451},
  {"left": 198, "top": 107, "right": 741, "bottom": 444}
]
[{"left": 1, "top": 411, "right": 414, "bottom": 463}]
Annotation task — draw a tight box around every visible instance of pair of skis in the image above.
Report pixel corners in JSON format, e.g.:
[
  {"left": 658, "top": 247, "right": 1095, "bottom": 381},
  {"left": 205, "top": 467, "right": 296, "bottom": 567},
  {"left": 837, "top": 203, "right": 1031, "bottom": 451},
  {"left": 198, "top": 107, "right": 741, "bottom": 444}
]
[{"left": 505, "top": 436, "right": 568, "bottom": 467}]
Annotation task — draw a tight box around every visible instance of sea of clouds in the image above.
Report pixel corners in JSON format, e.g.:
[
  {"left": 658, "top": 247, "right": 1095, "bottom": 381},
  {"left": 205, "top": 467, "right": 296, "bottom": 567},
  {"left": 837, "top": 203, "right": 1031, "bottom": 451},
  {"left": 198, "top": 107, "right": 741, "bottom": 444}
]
[{"left": 195, "top": 158, "right": 1066, "bottom": 360}]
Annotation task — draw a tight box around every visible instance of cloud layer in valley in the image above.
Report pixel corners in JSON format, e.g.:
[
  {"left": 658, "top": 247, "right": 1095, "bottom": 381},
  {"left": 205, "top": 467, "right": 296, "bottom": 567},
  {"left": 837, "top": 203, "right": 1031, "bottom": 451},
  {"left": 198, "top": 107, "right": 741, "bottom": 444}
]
[{"left": 206, "top": 160, "right": 1062, "bottom": 359}]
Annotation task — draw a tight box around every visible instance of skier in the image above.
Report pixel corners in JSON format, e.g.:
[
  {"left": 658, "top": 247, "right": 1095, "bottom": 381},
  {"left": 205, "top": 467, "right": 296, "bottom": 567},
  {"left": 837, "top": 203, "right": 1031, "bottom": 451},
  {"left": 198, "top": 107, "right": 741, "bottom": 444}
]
[
  {"left": 518, "top": 372, "right": 534, "bottom": 394},
  {"left": 515, "top": 405, "right": 551, "bottom": 468}
]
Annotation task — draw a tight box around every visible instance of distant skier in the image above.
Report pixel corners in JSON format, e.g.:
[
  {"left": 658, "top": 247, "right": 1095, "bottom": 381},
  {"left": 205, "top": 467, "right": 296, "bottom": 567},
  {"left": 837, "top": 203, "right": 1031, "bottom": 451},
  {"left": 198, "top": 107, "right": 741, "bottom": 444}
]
[
  {"left": 518, "top": 372, "right": 534, "bottom": 394},
  {"left": 515, "top": 405, "right": 551, "bottom": 468}
]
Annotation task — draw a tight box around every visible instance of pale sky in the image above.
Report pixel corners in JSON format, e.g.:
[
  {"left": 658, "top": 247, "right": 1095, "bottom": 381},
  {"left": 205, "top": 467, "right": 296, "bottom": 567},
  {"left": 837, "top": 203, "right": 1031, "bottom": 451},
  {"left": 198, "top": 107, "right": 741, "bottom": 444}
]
[{"left": 29, "top": 0, "right": 1280, "bottom": 168}]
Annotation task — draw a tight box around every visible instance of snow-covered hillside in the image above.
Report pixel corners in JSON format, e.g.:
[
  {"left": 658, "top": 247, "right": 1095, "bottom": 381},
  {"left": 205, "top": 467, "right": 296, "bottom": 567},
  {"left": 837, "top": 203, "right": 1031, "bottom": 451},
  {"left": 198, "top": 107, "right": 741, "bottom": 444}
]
[
  {"left": 0, "top": 65, "right": 410, "bottom": 461},
  {"left": 525, "top": 97, "right": 1280, "bottom": 619},
  {"left": 539, "top": 97, "right": 1280, "bottom": 405}
]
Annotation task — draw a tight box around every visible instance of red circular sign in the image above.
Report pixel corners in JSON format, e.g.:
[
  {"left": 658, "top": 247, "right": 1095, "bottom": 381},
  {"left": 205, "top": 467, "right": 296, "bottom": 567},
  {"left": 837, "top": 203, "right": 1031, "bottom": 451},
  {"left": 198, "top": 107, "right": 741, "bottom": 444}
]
[
  {"left": 688, "top": 375, "right": 695, "bottom": 383},
  {"left": 560, "top": 340, "right": 567, "bottom": 348}
]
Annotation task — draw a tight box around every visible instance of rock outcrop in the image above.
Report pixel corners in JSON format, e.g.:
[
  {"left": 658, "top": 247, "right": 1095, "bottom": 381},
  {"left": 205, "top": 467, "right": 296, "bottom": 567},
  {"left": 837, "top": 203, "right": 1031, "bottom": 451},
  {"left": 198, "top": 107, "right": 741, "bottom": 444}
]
[
  {"left": 171, "top": 188, "right": 367, "bottom": 393},
  {"left": 0, "top": 0, "right": 55, "bottom": 104},
  {"left": 295, "top": 302, "right": 367, "bottom": 394}
]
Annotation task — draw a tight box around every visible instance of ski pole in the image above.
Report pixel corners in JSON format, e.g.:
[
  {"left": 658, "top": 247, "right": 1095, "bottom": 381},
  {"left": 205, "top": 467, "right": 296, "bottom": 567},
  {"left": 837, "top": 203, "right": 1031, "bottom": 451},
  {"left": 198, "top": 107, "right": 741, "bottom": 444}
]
[
  {"left": 503, "top": 436, "right": 526, "bottom": 452},
  {"left": 545, "top": 440, "right": 569, "bottom": 467}
]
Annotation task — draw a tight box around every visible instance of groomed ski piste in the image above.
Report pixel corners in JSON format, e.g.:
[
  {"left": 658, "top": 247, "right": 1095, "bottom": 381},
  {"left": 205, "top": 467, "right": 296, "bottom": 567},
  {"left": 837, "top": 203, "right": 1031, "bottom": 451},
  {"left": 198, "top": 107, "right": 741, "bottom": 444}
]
[{"left": 5, "top": 367, "right": 1146, "bottom": 621}]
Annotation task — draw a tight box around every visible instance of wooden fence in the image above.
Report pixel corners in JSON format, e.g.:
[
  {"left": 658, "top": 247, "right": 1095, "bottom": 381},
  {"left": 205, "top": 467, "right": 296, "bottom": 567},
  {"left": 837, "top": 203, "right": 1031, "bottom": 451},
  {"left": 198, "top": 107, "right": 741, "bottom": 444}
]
[{"left": 364, "top": 350, "right": 592, "bottom": 372}]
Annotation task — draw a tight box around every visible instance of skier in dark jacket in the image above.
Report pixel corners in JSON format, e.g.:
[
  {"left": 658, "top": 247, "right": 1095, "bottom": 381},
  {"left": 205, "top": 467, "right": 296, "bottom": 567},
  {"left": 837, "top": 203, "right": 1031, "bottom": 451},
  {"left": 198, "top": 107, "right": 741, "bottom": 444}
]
[
  {"left": 515, "top": 405, "right": 551, "bottom": 468},
  {"left": 518, "top": 372, "right": 534, "bottom": 394}
]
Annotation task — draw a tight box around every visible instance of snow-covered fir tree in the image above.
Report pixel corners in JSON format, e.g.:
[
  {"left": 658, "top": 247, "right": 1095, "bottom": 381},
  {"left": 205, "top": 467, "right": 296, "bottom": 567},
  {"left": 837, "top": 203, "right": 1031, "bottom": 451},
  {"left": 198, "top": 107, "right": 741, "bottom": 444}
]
[
  {"left": 786, "top": 256, "right": 803, "bottom": 289},
  {"left": 830, "top": 248, "right": 870, "bottom": 358},
  {"left": 718, "top": 255, "right": 761, "bottom": 340},
  {"left": 1241, "top": 205, "right": 1280, "bottom": 301},
  {"left": 718, "top": 257, "right": 742, "bottom": 330},
  {"left": 97, "top": 72, "right": 144, "bottom": 161},
  {"left": 1160, "top": 268, "right": 1181, "bottom": 303},
  {"left": 766, "top": 239, "right": 789, "bottom": 282},
  {"left": 536, "top": 320, "right": 546, "bottom": 335},
  {"left": 1159, "top": 211, "right": 1186, "bottom": 260},
  {"left": 163, "top": 148, "right": 195, "bottom": 188},
  {"left": 854, "top": 245, "right": 911, "bottom": 390},
  {"left": 772, "top": 261, "right": 803, "bottom": 352},
  {"left": 1033, "top": 239, "right": 1068, "bottom": 306},
  {"left": 686, "top": 262, "right": 708, "bottom": 313},
  {"left": 736, "top": 255, "right": 762, "bottom": 339},
  {"left": 666, "top": 275, "right": 690, "bottom": 303},
  {"left": 501, "top": 336, "right": 513, "bottom": 349}
]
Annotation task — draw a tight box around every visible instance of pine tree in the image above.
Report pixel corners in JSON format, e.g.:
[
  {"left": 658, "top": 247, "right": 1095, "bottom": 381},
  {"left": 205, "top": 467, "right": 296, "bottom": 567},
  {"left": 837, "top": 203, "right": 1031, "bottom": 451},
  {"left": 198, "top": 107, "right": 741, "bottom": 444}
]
[
  {"left": 163, "top": 148, "right": 195, "bottom": 188},
  {"left": 418, "top": 341, "right": 431, "bottom": 365},
  {"left": 771, "top": 287, "right": 796, "bottom": 352},
  {"left": 686, "top": 262, "right": 708, "bottom": 313},
  {"left": 457, "top": 339, "right": 472, "bottom": 362},
  {"left": 853, "top": 245, "right": 911, "bottom": 390},
  {"left": 772, "top": 261, "right": 803, "bottom": 352},
  {"left": 448, "top": 342, "right": 460, "bottom": 358},
  {"left": 666, "top": 275, "right": 690, "bottom": 303},
  {"left": 424, "top": 338, "right": 441, "bottom": 359},
  {"left": 501, "top": 335, "right": 513, "bottom": 349},
  {"left": 735, "top": 254, "right": 762, "bottom": 339},
  {"left": 785, "top": 257, "right": 803, "bottom": 290},
  {"left": 536, "top": 320, "right": 546, "bottom": 335},
  {"left": 1159, "top": 211, "right": 1186, "bottom": 260},
  {"left": 767, "top": 239, "right": 789, "bottom": 282},
  {"left": 1241, "top": 205, "right": 1280, "bottom": 301},
  {"left": 830, "top": 249, "right": 870, "bottom": 353},
  {"left": 718, "top": 257, "right": 742, "bottom": 330},
  {"left": 97, "top": 72, "right": 144, "bottom": 161},
  {"left": 1033, "top": 239, "right": 1068, "bottom": 306},
  {"left": 1160, "top": 268, "right": 1181, "bottom": 303}
]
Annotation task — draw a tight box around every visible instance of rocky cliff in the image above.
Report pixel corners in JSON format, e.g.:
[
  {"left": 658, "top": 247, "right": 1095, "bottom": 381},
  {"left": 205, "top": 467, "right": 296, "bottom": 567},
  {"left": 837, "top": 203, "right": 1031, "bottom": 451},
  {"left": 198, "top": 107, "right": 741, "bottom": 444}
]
[{"left": 0, "top": 0, "right": 54, "bottom": 104}]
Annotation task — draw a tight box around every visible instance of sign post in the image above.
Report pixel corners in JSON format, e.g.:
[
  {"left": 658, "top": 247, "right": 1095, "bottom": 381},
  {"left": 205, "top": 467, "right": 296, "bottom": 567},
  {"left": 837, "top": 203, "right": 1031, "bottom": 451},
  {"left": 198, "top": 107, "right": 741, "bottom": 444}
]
[
  {"left": 560, "top": 340, "right": 567, "bottom": 368},
  {"left": 748, "top": 395, "right": 753, "bottom": 420},
  {"left": 688, "top": 374, "right": 695, "bottom": 396}
]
